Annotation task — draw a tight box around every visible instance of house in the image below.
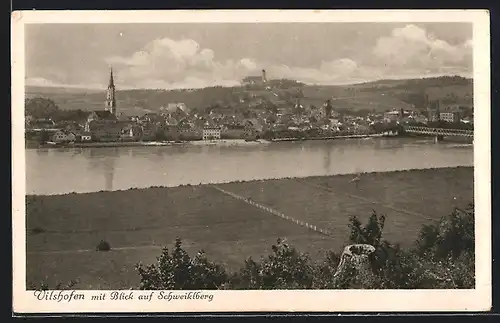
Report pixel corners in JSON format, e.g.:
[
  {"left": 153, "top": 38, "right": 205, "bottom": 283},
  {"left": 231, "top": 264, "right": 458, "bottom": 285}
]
[
  {"left": 383, "top": 110, "right": 401, "bottom": 123},
  {"left": 203, "top": 126, "right": 222, "bottom": 140},
  {"left": 165, "top": 115, "right": 179, "bottom": 126},
  {"left": 162, "top": 102, "right": 188, "bottom": 114},
  {"left": 51, "top": 131, "right": 68, "bottom": 143},
  {"left": 244, "top": 119, "right": 264, "bottom": 139},
  {"left": 329, "top": 118, "right": 341, "bottom": 127},
  {"left": 221, "top": 124, "right": 246, "bottom": 139},
  {"left": 179, "top": 126, "right": 202, "bottom": 141},
  {"left": 141, "top": 113, "right": 161, "bottom": 123},
  {"left": 440, "top": 112, "right": 460, "bottom": 123},
  {"left": 461, "top": 116, "right": 473, "bottom": 124},
  {"left": 85, "top": 120, "right": 129, "bottom": 142},
  {"left": 163, "top": 125, "right": 181, "bottom": 141},
  {"left": 141, "top": 124, "right": 158, "bottom": 141},
  {"left": 51, "top": 130, "right": 76, "bottom": 143},
  {"left": 86, "top": 110, "right": 117, "bottom": 123},
  {"left": 79, "top": 132, "right": 92, "bottom": 142},
  {"left": 121, "top": 124, "right": 141, "bottom": 141},
  {"left": 439, "top": 106, "right": 461, "bottom": 123},
  {"left": 411, "top": 114, "right": 429, "bottom": 124}
]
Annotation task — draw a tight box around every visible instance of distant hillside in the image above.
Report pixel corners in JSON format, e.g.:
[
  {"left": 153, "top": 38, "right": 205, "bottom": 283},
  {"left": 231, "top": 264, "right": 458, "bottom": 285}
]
[{"left": 25, "top": 76, "right": 473, "bottom": 116}]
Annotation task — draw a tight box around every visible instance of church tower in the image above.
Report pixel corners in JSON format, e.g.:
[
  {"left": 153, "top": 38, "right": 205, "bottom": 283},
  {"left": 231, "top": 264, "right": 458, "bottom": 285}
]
[{"left": 105, "top": 67, "right": 117, "bottom": 116}]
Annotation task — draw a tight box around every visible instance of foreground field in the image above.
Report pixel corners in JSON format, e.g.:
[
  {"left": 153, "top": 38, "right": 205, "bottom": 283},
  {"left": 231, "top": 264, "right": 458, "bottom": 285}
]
[{"left": 26, "top": 167, "right": 473, "bottom": 289}]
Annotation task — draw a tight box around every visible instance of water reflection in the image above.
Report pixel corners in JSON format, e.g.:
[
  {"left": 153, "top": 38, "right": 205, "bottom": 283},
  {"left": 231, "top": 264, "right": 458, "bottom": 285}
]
[
  {"left": 25, "top": 138, "right": 474, "bottom": 195},
  {"left": 85, "top": 148, "right": 120, "bottom": 191},
  {"left": 323, "top": 146, "right": 332, "bottom": 172}
]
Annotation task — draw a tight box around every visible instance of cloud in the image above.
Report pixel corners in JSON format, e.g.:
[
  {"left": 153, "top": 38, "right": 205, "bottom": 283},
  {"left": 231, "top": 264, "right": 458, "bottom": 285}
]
[
  {"left": 29, "top": 25, "right": 473, "bottom": 90},
  {"left": 105, "top": 37, "right": 369, "bottom": 89},
  {"left": 372, "top": 24, "right": 472, "bottom": 76}
]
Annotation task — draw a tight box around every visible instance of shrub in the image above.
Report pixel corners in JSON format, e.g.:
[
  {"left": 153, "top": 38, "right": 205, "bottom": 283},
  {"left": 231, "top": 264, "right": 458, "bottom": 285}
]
[
  {"left": 135, "top": 204, "right": 474, "bottom": 290},
  {"left": 136, "top": 237, "right": 228, "bottom": 290},
  {"left": 28, "top": 279, "right": 78, "bottom": 291},
  {"left": 348, "top": 211, "right": 386, "bottom": 248},
  {"left": 96, "top": 240, "right": 111, "bottom": 251},
  {"left": 257, "top": 238, "right": 314, "bottom": 289},
  {"left": 415, "top": 203, "right": 474, "bottom": 260},
  {"left": 30, "top": 227, "right": 46, "bottom": 235}
]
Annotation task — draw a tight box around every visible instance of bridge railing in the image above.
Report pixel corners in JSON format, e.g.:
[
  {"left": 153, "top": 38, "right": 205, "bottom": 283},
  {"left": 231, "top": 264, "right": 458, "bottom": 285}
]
[{"left": 403, "top": 126, "right": 473, "bottom": 136}]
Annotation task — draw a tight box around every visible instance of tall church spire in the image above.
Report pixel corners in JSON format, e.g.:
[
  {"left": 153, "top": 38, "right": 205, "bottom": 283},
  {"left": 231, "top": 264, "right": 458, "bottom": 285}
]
[
  {"left": 105, "top": 67, "right": 117, "bottom": 116},
  {"left": 108, "top": 67, "right": 115, "bottom": 88}
]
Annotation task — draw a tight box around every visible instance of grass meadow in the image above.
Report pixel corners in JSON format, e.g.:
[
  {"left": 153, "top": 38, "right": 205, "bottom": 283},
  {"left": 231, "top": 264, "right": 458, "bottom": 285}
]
[{"left": 26, "top": 166, "right": 473, "bottom": 289}]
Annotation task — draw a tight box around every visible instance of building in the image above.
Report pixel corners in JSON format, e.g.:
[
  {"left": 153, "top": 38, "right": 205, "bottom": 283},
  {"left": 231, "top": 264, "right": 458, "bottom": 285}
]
[
  {"left": 163, "top": 125, "right": 181, "bottom": 141},
  {"left": 79, "top": 132, "right": 92, "bottom": 142},
  {"left": 83, "top": 68, "right": 130, "bottom": 141},
  {"left": 50, "top": 130, "right": 76, "bottom": 143},
  {"left": 383, "top": 110, "right": 401, "bottom": 123},
  {"left": 221, "top": 124, "right": 246, "bottom": 139},
  {"left": 244, "top": 119, "right": 264, "bottom": 139},
  {"left": 161, "top": 102, "right": 188, "bottom": 114},
  {"left": 51, "top": 131, "right": 69, "bottom": 143},
  {"left": 29, "top": 118, "right": 56, "bottom": 130},
  {"left": 242, "top": 69, "right": 267, "bottom": 86},
  {"left": 86, "top": 110, "right": 116, "bottom": 123},
  {"left": 440, "top": 112, "right": 460, "bottom": 123},
  {"left": 411, "top": 114, "right": 429, "bottom": 124},
  {"left": 203, "top": 126, "right": 222, "bottom": 140},
  {"left": 141, "top": 124, "right": 158, "bottom": 141},
  {"left": 323, "top": 100, "right": 332, "bottom": 117},
  {"left": 86, "top": 121, "right": 128, "bottom": 142}
]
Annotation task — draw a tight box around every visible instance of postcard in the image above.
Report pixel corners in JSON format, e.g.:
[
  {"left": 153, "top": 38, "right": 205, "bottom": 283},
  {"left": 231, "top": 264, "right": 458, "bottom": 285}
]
[{"left": 12, "top": 9, "right": 491, "bottom": 313}]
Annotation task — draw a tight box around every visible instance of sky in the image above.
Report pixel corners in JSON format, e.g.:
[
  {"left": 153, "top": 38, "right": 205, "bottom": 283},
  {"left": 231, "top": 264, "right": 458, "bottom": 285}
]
[{"left": 25, "top": 22, "right": 473, "bottom": 90}]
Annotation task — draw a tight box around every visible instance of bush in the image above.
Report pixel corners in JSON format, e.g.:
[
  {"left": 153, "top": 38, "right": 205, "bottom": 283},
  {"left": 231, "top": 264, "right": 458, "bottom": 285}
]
[
  {"left": 30, "top": 227, "right": 46, "bottom": 235},
  {"left": 136, "top": 237, "right": 228, "bottom": 290},
  {"left": 96, "top": 240, "right": 111, "bottom": 252},
  {"left": 28, "top": 279, "right": 78, "bottom": 291},
  {"left": 348, "top": 211, "right": 386, "bottom": 247},
  {"left": 136, "top": 204, "right": 474, "bottom": 290},
  {"left": 415, "top": 203, "right": 474, "bottom": 260}
]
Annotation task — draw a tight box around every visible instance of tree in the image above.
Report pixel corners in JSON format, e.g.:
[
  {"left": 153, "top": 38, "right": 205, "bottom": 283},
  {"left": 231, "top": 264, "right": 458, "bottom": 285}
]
[
  {"left": 415, "top": 203, "right": 474, "bottom": 260},
  {"left": 348, "top": 211, "right": 386, "bottom": 247},
  {"left": 136, "top": 238, "right": 228, "bottom": 290},
  {"left": 25, "top": 97, "right": 60, "bottom": 119},
  {"left": 135, "top": 204, "right": 475, "bottom": 290}
]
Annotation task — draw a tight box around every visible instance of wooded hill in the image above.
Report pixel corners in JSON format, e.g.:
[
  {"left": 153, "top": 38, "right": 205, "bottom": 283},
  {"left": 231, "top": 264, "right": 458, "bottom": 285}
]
[{"left": 25, "top": 76, "right": 473, "bottom": 116}]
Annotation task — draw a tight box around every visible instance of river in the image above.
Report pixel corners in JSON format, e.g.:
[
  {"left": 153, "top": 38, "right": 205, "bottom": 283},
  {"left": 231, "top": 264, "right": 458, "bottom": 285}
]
[{"left": 25, "top": 137, "right": 473, "bottom": 195}]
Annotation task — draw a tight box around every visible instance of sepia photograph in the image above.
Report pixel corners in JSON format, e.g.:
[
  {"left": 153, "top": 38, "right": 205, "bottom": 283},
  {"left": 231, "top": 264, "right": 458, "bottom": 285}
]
[{"left": 12, "top": 10, "right": 491, "bottom": 313}]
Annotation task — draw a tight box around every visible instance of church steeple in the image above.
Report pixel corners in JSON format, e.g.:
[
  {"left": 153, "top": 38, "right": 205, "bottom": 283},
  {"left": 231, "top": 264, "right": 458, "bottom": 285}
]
[
  {"left": 105, "top": 67, "right": 117, "bottom": 116},
  {"left": 108, "top": 67, "right": 115, "bottom": 88}
]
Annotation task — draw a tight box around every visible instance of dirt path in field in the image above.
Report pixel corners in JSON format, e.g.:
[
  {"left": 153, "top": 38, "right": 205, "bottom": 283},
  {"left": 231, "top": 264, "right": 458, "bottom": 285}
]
[{"left": 209, "top": 185, "right": 335, "bottom": 238}]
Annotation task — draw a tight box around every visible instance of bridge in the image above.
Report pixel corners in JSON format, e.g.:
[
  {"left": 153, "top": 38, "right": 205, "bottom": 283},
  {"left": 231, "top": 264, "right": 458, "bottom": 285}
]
[{"left": 403, "top": 126, "right": 474, "bottom": 138}]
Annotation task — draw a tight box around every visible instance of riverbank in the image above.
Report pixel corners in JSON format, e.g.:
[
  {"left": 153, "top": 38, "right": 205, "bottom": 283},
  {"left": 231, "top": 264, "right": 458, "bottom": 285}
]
[
  {"left": 26, "top": 166, "right": 473, "bottom": 289},
  {"left": 270, "top": 133, "right": 386, "bottom": 142},
  {"left": 27, "top": 139, "right": 272, "bottom": 149}
]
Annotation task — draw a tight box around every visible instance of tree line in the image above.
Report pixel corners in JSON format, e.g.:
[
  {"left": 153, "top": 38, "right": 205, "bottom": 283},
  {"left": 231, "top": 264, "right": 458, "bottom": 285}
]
[{"left": 135, "top": 204, "right": 475, "bottom": 290}]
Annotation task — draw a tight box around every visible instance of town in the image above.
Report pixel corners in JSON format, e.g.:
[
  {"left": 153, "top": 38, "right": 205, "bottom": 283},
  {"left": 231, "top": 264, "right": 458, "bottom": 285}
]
[{"left": 25, "top": 68, "right": 473, "bottom": 147}]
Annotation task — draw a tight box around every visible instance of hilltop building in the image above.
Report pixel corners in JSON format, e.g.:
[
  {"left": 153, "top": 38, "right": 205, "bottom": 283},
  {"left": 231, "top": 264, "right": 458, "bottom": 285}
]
[{"left": 242, "top": 69, "right": 268, "bottom": 86}]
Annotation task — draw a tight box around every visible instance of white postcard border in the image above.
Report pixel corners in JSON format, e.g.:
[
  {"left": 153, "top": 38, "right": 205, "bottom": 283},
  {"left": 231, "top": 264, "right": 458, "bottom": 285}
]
[{"left": 12, "top": 9, "right": 491, "bottom": 313}]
